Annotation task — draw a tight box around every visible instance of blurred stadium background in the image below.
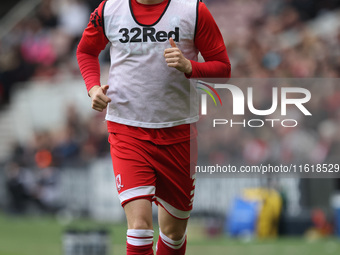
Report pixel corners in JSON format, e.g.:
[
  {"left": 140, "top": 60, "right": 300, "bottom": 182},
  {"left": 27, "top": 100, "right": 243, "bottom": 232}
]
[{"left": 1, "top": 0, "right": 340, "bottom": 254}]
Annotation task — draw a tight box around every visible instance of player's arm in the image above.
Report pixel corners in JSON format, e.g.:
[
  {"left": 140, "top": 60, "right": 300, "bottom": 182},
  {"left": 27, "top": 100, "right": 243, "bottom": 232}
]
[
  {"left": 164, "top": 2, "right": 231, "bottom": 78},
  {"left": 190, "top": 2, "right": 231, "bottom": 78},
  {"left": 76, "top": 0, "right": 111, "bottom": 112}
]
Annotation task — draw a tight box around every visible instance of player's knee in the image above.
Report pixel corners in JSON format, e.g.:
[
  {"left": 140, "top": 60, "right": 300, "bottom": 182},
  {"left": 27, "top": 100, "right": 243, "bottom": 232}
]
[
  {"left": 161, "top": 225, "right": 186, "bottom": 241},
  {"left": 130, "top": 218, "right": 153, "bottom": 230},
  {"left": 165, "top": 232, "right": 185, "bottom": 241}
]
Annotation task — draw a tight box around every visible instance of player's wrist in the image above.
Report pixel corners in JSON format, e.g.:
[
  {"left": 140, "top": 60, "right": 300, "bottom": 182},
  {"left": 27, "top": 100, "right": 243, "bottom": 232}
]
[
  {"left": 184, "top": 59, "right": 192, "bottom": 75},
  {"left": 88, "top": 85, "right": 101, "bottom": 97}
]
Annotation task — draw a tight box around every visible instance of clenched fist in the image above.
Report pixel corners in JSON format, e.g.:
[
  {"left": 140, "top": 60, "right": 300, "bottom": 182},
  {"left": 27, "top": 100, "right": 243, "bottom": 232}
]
[
  {"left": 88, "top": 85, "right": 111, "bottom": 112},
  {"left": 164, "top": 38, "right": 192, "bottom": 75}
]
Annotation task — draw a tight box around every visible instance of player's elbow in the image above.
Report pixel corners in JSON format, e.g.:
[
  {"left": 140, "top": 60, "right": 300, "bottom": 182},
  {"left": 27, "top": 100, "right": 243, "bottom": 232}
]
[
  {"left": 76, "top": 41, "right": 88, "bottom": 62},
  {"left": 77, "top": 37, "right": 102, "bottom": 59},
  {"left": 223, "top": 61, "right": 231, "bottom": 78},
  {"left": 210, "top": 61, "right": 230, "bottom": 84},
  {"left": 217, "top": 61, "right": 231, "bottom": 80}
]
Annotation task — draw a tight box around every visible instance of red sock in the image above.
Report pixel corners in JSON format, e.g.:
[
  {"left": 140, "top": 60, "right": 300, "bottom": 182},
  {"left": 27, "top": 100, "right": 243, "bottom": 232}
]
[
  {"left": 126, "top": 229, "right": 154, "bottom": 255},
  {"left": 156, "top": 230, "right": 187, "bottom": 255}
]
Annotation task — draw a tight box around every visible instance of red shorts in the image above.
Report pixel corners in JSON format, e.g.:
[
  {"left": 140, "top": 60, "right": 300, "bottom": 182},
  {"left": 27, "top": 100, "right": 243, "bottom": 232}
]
[{"left": 109, "top": 132, "right": 197, "bottom": 220}]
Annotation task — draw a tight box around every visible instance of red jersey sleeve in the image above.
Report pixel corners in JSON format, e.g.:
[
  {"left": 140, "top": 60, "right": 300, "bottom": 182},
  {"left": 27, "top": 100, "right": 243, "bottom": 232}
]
[
  {"left": 188, "top": 2, "right": 231, "bottom": 78},
  {"left": 77, "top": 0, "right": 109, "bottom": 92}
]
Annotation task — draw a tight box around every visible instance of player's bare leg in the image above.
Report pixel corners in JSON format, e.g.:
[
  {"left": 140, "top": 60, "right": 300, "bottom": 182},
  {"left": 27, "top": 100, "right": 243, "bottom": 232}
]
[
  {"left": 124, "top": 199, "right": 154, "bottom": 255},
  {"left": 157, "top": 205, "right": 188, "bottom": 254},
  {"left": 125, "top": 199, "right": 153, "bottom": 229}
]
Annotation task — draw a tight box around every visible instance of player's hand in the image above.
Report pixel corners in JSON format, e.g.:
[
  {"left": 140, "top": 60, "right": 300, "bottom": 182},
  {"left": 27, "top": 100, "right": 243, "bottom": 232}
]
[
  {"left": 164, "top": 38, "right": 192, "bottom": 75},
  {"left": 88, "top": 85, "right": 111, "bottom": 112}
]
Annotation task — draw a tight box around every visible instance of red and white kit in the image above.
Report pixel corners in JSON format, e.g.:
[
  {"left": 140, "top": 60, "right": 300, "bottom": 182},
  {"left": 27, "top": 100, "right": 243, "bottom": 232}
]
[{"left": 77, "top": 0, "right": 230, "bottom": 222}]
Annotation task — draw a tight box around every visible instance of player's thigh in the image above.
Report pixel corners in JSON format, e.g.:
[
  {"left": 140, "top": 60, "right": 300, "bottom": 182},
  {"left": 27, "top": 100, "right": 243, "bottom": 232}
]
[
  {"left": 109, "top": 132, "right": 157, "bottom": 206},
  {"left": 154, "top": 139, "right": 196, "bottom": 220},
  {"left": 124, "top": 199, "right": 153, "bottom": 230},
  {"left": 158, "top": 205, "right": 188, "bottom": 241}
]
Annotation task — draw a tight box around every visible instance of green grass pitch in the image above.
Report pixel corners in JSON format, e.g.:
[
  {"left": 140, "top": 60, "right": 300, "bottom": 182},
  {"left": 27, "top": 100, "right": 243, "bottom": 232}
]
[{"left": 0, "top": 213, "right": 339, "bottom": 255}]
